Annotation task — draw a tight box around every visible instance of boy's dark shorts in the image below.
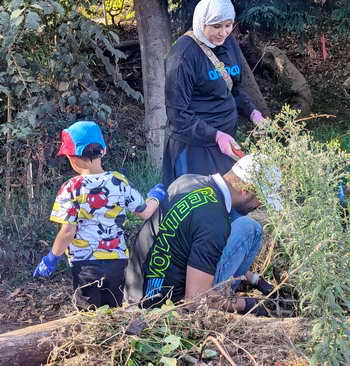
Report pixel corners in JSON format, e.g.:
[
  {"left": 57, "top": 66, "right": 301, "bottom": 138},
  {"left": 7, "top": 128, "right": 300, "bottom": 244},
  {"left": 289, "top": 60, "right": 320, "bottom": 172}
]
[{"left": 71, "top": 259, "right": 128, "bottom": 308}]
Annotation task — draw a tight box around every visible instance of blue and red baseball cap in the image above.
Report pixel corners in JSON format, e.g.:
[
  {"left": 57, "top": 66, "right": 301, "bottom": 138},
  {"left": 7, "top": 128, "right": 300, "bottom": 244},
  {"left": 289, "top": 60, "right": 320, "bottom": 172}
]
[{"left": 57, "top": 121, "right": 107, "bottom": 157}]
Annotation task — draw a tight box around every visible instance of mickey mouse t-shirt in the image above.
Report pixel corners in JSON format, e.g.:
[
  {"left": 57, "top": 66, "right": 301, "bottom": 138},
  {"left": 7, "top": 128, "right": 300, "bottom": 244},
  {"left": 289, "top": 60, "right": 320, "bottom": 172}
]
[{"left": 50, "top": 171, "right": 145, "bottom": 262}]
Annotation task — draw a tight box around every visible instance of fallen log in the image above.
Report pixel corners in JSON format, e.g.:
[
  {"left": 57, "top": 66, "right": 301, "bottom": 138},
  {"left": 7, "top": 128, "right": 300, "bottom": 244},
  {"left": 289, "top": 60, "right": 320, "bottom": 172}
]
[
  {"left": 263, "top": 46, "right": 313, "bottom": 116},
  {"left": 0, "top": 316, "right": 77, "bottom": 366}
]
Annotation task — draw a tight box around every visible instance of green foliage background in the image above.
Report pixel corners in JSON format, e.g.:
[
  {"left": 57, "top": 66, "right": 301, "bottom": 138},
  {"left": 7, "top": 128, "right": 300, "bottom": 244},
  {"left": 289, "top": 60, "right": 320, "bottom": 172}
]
[
  {"left": 0, "top": 0, "right": 145, "bottom": 281},
  {"left": 168, "top": 0, "right": 350, "bottom": 39}
]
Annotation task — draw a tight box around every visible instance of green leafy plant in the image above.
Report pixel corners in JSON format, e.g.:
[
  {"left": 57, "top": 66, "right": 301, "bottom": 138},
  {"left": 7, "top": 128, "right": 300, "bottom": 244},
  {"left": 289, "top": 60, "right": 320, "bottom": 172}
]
[
  {"left": 103, "top": 0, "right": 135, "bottom": 26},
  {"left": 0, "top": 0, "right": 146, "bottom": 283},
  {"left": 244, "top": 105, "right": 350, "bottom": 365},
  {"left": 0, "top": 0, "right": 142, "bottom": 217}
]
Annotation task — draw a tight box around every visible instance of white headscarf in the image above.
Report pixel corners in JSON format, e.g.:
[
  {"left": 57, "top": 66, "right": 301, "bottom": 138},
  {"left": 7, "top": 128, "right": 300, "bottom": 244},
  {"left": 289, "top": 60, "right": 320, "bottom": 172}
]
[{"left": 193, "top": 0, "right": 236, "bottom": 48}]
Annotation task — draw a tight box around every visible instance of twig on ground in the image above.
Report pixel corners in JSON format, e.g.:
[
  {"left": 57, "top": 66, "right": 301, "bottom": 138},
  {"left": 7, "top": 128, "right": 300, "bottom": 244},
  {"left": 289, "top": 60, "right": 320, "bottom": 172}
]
[{"left": 199, "top": 335, "right": 236, "bottom": 366}]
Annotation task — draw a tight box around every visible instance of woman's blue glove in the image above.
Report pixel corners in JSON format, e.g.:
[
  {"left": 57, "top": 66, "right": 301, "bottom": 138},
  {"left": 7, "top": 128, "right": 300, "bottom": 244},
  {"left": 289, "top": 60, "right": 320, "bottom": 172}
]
[
  {"left": 338, "top": 177, "right": 348, "bottom": 208},
  {"left": 147, "top": 183, "right": 167, "bottom": 203},
  {"left": 33, "top": 251, "right": 61, "bottom": 278}
]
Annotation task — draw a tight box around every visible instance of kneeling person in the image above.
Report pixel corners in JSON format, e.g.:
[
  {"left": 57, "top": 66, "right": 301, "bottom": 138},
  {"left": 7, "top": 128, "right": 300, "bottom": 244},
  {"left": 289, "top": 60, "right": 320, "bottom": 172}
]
[{"left": 128, "top": 154, "right": 282, "bottom": 315}]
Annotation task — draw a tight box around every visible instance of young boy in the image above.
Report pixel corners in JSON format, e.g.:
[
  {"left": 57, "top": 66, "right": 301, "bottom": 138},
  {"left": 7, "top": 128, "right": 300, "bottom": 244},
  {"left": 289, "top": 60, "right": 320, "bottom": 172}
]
[{"left": 33, "top": 121, "right": 166, "bottom": 308}]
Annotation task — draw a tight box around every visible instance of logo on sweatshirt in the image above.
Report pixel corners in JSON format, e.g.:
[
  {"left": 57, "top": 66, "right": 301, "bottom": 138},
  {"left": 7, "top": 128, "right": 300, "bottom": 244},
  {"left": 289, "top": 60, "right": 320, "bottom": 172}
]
[{"left": 208, "top": 64, "right": 240, "bottom": 80}]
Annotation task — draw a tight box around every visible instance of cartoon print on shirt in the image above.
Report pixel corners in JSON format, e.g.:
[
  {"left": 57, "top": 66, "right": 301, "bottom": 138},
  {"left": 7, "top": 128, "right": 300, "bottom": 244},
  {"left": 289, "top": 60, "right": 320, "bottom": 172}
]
[
  {"left": 96, "top": 223, "right": 122, "bottom": 251},
  {"left": 50, "top": 171, "right": 144, "bottom": 262},
  {"left": 87, "top": 185, "right": 109, "bottom": 210}
]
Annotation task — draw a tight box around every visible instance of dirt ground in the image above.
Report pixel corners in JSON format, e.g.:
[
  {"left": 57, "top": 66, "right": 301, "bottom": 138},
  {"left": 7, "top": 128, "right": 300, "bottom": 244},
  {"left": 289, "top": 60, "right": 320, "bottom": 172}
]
[{"left": 0, "top": 274, "right": 74, "bottom": 334}]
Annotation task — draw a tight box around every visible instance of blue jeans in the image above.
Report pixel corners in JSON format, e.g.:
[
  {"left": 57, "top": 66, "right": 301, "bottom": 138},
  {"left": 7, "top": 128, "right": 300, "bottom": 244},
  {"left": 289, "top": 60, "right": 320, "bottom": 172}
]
[
  {"left": 214, "top": 213, "right": 263, "bottom": 291},
  {"left": 174, "top": 148, "right": 188, "bottom": 177}
]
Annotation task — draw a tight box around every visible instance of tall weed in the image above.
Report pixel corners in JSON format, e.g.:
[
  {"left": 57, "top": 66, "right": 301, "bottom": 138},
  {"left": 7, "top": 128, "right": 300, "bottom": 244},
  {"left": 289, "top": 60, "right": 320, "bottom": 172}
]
[{"left": 245, "top": 106, "right": 350, "bottom": 365}]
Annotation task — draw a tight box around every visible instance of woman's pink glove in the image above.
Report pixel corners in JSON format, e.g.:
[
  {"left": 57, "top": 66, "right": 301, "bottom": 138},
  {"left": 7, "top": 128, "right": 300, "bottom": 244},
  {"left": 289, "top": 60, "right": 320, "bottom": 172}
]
[
  {"left": 250, "top": 109, "right": 265, "bottom": 127},
  {"left": 216, "top": 130, "right": 242, "bottom": 160}
]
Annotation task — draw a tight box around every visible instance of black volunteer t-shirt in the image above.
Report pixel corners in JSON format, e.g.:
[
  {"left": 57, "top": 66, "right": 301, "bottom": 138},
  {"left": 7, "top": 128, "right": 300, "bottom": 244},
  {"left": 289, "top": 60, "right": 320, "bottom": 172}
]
[{"left": 142, "top": 174, "right": 231, "bottom": 308}]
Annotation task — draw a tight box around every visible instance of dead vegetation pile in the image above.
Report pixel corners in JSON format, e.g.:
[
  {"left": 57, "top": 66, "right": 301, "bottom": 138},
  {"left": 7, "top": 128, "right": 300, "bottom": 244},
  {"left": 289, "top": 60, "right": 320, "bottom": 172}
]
[
  {"left": 0, "top": 277, "right": 73, "bottom": 334},
  {"left": 46, "top": 303, "right": 310, "bottom": 366}
]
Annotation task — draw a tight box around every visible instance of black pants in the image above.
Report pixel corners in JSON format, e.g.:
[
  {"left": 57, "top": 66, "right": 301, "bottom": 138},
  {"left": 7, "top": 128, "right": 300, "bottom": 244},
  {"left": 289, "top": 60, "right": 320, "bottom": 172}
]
[
  {"left": 162, "top": 137, "right": 235, "bottom": 188},
  {"left": 71, "top": 259, "right": 128, "bottom": 308}
]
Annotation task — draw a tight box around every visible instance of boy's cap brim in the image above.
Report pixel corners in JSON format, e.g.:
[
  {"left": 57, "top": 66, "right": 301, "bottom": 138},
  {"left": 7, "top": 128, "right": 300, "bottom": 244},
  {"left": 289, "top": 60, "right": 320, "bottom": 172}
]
[{"left": 57, "top": 130, "right": 76, "bottom": 156}]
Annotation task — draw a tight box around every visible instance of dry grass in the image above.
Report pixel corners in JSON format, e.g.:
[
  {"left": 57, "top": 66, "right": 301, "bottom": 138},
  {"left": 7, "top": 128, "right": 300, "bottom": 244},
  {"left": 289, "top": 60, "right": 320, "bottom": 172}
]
[{"left": 46, "top": 302, "right": 310, "bottom": 366}]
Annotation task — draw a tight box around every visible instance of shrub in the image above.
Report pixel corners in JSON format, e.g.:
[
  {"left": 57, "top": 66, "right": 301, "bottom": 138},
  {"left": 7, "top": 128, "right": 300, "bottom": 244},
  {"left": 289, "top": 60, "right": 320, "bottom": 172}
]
[
  {"left": 245, "top": 105, "right": 350, "bottom": 365},
  {"left": 0, "top": 0, "right": 142, "bottom": 215}
]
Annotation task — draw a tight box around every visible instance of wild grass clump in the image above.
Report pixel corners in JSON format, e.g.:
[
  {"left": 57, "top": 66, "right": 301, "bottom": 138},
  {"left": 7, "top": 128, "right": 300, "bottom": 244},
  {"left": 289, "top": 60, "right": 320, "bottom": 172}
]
[
  {"left": 0, "top": 179, "right": 64, "bottom": 283},
  {"left": 244, "top": 106, "right": 350, "bottom": 365}
]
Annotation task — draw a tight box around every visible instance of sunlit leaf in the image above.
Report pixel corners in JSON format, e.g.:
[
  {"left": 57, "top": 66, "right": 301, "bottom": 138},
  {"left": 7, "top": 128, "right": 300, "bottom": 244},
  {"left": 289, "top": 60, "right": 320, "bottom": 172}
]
[
  {"left": 25, "top": 11, "right": 41, "bottom": 30},
  {"left": 31, "top": 2, "right": 54, "bottom": 15},
  {"left": 0, "top": 85, "right": 11, "bottom": 96},
  {"left": 160, "top": 357, "right": 177, "bottom": 366},
  {"left": 12, "top": 15, "right": 24, "bottom": 27},
  {"left": 48, "top": 1, "right": 65, "bottom": 16},
  {"left": 10, "top": 8, "right": 24, "bottom": 20},
  {"left": 161, "top": 335, "right": 181, "bottom": 355},
  {"left": 203, "top": 349, "right": 218, "bottom": 359},
  {"left": 96, "top": 304, "right": 110, "bottom": 315},
  {"left": 9, "top": 0, "right": 24, "bottom": 11}
]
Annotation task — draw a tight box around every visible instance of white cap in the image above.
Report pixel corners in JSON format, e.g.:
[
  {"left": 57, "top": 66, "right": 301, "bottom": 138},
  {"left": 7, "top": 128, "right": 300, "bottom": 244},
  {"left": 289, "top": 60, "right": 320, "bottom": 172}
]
[{"left": 231, "top": 154, "right": 283, "bottom": 211}]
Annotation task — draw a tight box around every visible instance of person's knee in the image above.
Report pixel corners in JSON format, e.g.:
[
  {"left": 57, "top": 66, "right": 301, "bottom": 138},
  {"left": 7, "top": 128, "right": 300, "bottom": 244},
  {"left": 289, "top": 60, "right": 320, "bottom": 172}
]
[{"left": 233, "top": 216, "right": 262, "bottom": 241}]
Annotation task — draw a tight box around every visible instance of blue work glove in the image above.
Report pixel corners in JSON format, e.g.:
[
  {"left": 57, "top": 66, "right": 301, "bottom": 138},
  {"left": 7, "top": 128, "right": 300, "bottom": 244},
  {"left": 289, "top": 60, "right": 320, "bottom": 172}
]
[
  {"left": 147, "top": 183, "right": 167, "bottom": 203},
  {"left": 33, "top": 251, "right": 61, "bottom": 278},
  {"left": 338, "top": 177, "right": 348, "bottom": 208}
]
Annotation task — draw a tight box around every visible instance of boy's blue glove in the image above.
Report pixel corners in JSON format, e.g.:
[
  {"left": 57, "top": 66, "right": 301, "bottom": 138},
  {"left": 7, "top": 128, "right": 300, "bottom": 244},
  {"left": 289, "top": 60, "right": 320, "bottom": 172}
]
[
  {"left": 33, "top": 251, "right": 61, "bottom": 278},
  {"left": 147, "top": 183, "right": 167, "bottom": 203}
]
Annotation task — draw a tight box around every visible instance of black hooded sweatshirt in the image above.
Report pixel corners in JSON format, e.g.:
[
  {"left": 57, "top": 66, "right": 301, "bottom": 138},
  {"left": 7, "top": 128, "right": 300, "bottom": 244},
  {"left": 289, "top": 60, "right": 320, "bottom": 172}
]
[{"left": 165, "top": 34, "right": 256, "bottom": 147}]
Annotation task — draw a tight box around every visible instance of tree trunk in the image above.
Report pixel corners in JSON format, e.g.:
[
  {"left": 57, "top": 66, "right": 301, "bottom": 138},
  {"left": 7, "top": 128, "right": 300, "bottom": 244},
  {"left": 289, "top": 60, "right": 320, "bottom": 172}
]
[
  {"left": 134, "top": 0, "right": 172, "bottom": 168},
  {"left": 344, "top": 76, "right": 350, "bottom": 90},
  {"left": 0, "top": 316, "right": 77, "bottom": 366}
]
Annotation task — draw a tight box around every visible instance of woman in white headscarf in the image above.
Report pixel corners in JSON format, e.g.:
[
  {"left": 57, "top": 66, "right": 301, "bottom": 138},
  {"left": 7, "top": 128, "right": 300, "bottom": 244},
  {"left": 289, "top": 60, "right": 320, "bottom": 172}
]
[{"left": 162, "top": 0, "right": 265, "bottom": 187}]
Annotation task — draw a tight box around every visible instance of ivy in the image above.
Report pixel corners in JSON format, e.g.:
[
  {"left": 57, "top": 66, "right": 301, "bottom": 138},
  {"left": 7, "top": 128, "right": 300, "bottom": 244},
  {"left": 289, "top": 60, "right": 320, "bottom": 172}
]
[{"left": 0, "top": 0, "right": 142, "bottom": 141}]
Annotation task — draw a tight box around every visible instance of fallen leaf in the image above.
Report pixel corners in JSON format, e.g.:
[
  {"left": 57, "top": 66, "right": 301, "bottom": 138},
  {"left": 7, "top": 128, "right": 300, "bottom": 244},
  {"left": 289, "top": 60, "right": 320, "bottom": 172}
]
[
  {"left": 7, "top": 288, "right": 22, "bottom": 299},
  {"left": 14, "top": 297, "right": 26, "bottom": 302}
]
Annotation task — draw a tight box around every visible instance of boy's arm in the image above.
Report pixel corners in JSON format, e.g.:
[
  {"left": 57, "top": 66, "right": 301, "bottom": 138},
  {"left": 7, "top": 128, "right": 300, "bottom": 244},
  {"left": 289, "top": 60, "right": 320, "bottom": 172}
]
[
  {"left": 134, "top": 198, "right": 159, "bottom": 220},
  {"left": 51, "top": 223, "right": 77, "bottom": 256},
  {"left": 133, "top": 184, "right": 166, "bottom": 221},
  {"left": 33, "top": 223, "right": 76, "bottom": 278}
]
